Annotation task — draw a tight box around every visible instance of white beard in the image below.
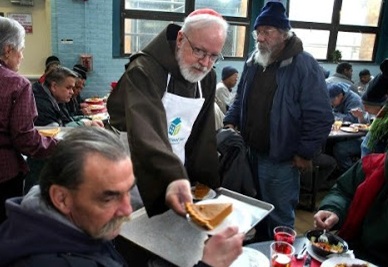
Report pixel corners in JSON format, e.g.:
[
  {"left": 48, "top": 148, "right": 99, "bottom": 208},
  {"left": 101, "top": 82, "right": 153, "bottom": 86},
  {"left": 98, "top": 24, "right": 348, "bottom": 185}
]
[
  {"left": 254, "top": 43, "right": 272, "bottom": 68},
  {"left": 177, "top": 49, "right": 211, "bottom": 83}
]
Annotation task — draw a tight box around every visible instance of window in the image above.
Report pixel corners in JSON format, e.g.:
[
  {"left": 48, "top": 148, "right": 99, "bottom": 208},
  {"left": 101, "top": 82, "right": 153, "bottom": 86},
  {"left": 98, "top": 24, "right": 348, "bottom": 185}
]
[
  {"left": 289, "top": 0, "right": 384, "bottom": 62},
  {"left": 119, "top": 0, "right": 252, "bottom": 59}
]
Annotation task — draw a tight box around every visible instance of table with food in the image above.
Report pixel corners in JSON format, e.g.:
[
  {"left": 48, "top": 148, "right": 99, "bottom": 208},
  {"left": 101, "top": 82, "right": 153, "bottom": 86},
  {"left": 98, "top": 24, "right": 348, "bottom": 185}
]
[
  {"left": 328, "top": 121, "right": 369, "bottom": 139},
  {"left": 118, "top": 188, "right": 378, "bottom": 267}
]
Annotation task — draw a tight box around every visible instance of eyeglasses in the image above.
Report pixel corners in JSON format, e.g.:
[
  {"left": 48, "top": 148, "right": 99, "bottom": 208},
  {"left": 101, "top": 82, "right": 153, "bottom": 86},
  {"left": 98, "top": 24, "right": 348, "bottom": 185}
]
[
  {"left": 182, "top": 33, "right": 223, "bottom": 63},
  {"left": 251, "top": 29, "right": 277, "bottom": 39}
]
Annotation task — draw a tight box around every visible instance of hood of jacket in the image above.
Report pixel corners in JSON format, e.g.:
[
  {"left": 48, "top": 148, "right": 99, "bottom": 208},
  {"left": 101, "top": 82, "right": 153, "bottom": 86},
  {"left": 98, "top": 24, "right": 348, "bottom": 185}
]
[
  {"left": 276, "top": 33, "right": 303, "bottom": 64},
  {"left": 141, "top": 23, "right": 187, "bottom": 82},
  {"left": 0, "top": 186, "right": 113, "bottom": 266}
]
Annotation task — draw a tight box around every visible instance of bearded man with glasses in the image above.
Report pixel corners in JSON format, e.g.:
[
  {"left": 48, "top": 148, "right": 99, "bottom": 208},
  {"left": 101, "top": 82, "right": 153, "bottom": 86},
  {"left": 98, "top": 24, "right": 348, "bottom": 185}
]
[
  {"left": 224, "top": 1, "right": 333, "bottom": 240},
  {"left": 107, "top": 9, "right": 232, "bottom": 221}
]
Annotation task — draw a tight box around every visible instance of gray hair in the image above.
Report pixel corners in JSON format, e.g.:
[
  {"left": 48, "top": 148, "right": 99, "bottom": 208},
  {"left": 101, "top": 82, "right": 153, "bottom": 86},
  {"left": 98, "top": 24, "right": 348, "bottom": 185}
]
[
  {"left": 39, "top": 127, "right": 130, "bottom": 207},
  {"left": 44, "top": 66, "right": 78, "bottom": 87},
  {"left": 181, "top": 13, "right": 229, "bottom": 38},
  {"left": 281, "top": 29, "right": 293, "bottom": 40},
  {"left": 0, "top": 17, "right": 25, "bottom": 56}
]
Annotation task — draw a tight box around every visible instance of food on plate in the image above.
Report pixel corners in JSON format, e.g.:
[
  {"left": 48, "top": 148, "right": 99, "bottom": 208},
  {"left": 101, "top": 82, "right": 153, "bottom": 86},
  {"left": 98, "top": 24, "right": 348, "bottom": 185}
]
[
  {"left": 310, "top": 237, "right": 344, "bottom": 253},
  {"left": 85, "top": 97, "right": 103, "bottom": 104},
  {"left": 37, "top": 127, "right": 60, "bottom": 137},
  {"left": 350, "top": 123, "right": 370, "bottom": 131},
  {"left": 334, "top": 264, "right": 368, "bottom": 267},
  {"left": 185, "top": 202, "right": 232, "bottom": 230},
  {"left": 88, "top": 104, "right": 105, "bottom": 111},
  {"left": 305, "top": 229, "right": 348, "bottom": 257},
  {"left": 192, "top": 183, "right": 210, "bottom": 199}
]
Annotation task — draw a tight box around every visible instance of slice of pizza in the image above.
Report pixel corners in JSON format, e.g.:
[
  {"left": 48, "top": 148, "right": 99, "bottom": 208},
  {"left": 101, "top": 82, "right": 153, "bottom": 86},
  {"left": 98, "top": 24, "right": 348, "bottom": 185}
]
[
  {"left": 37, "top": 127, "right": 60, "bottom": 137},
  {"left": 185, "top": 202, "right": 232, "bottom": 230}
]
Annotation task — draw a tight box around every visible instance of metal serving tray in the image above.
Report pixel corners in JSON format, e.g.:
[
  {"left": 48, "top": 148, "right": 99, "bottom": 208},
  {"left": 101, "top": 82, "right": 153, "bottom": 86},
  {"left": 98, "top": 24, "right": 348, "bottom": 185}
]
[{"left": 119, "top": 187, "right": 274, "bottom": 267}]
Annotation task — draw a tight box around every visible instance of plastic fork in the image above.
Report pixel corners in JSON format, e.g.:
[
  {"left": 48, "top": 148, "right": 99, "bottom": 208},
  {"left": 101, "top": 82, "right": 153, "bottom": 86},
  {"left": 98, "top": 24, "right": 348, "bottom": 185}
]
[{"left": 318, "top": 229, "right": 329, "bottom": 243}]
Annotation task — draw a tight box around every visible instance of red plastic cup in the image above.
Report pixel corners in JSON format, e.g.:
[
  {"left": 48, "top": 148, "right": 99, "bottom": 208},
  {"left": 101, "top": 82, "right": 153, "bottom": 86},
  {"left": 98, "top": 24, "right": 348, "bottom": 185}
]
[{"left": 273, "top": 226, "right": 296, "bottom": 245}]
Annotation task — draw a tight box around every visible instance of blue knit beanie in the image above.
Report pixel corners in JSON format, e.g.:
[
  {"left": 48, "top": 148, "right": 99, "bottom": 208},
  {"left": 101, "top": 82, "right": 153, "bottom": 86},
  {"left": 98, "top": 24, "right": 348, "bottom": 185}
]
[
  {"left": 254, "top": 1, "right": 291, "bottom": 30},
  {"left": 73, "top": 64, "right": 88, "bottom": 80},
  {"left": 222, "top": 66, "right": 238, "bottom": 80},
  {"left": 327, "top": 82, "right": 348, "bottom": 99}
]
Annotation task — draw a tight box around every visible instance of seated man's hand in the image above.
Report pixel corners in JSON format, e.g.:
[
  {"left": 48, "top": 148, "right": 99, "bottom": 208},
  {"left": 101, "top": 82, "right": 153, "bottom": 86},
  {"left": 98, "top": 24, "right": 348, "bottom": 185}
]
[
  {"left": 91, "top": 120, "right": 104, "bottom": 127},
  {"left": 81, "top": 107, "right": 92, "bottom": 115},
  {"left": 82, "top": 119, "right": 104, "bottom": 127},
  {"left": 165, "top": 179, "right": 192, "bottom": 216},
  {"left": 314, "top": 210, "right": 339, "bottom": 230},
  {"left": 202, "top": 226, "right": 244, "bottom": 267}
]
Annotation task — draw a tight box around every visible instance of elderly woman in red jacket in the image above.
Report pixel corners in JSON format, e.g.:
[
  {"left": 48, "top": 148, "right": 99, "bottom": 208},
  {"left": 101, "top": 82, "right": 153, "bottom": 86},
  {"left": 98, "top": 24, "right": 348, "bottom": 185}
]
[{"left": 0, "top": 17, "right": 57, "bottom": 223}]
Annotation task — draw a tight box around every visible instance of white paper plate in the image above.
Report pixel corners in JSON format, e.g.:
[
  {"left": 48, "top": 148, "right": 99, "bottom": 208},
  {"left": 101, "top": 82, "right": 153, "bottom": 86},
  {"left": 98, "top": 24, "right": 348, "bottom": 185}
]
[
  {"left": 187, "top": 198, "right": 252, "bottom": 235},
  {"left": 321, "top": 256, "right": 377, "bottom": 267},
  {"left": 340, "top": 126, "right": 359, "bottom": 133},
  {"left": 230, "top": 247, "right": 269, "bottom": 267},
  {"left": 191, "top": 186, "right": 217, "bottom": 201}
]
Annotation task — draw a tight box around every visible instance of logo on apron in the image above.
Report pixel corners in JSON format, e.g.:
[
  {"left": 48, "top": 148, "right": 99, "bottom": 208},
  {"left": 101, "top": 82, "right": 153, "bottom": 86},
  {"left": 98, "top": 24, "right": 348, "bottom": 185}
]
[
  {"left": 162, "top": 74, "right": 204, "bottom": 163},
  {"left": 169, "top": 117, "right": 182, "bottom": 136}
]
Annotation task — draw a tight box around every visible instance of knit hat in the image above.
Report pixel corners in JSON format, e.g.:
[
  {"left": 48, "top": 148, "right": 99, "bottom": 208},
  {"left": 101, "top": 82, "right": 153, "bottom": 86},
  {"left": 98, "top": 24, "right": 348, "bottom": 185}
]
[
  {"left": 254, "top": 1, "right": 291, "bottom": 30},
  {"left": 45, "top": 55, "right": 60, "bottom": 68},
  {"left": 327, "top": 82, "right": 348, "bottom": 99},
  {"left": 362, "top": 59, "right": 388, "bottom": 107},
  {"left": 73, "top": 64, "right": 88, "bottom": 80},
  {"left": 222, "top": 66, "right": 238, "bottom": 80}
]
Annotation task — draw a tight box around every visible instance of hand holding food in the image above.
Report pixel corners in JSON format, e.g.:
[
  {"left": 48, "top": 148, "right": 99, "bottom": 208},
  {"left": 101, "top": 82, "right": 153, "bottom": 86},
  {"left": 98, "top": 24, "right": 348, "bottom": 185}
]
[{"left": 165, "top": 179, "right": 192, "bottom": 216}]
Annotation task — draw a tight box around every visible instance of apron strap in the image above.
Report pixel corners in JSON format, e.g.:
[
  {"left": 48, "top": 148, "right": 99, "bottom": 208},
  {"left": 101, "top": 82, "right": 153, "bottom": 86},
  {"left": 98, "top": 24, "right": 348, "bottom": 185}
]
[{"left": 165, "top": 73, "right": 203, "bottom": 98}]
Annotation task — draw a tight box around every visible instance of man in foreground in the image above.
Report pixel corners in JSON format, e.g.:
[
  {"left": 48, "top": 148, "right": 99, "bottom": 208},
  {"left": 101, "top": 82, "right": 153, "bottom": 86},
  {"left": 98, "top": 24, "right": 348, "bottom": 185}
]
[
  {"left": 0, "top": 127, "right": 244, "bottom": 267},
  {"left": 108, "top": 9, "right": 229, "bottom": 217}
]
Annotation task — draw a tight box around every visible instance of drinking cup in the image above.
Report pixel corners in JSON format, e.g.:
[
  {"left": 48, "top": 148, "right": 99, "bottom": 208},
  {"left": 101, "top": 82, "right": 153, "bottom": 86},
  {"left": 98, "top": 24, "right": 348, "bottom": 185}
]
[
  {"left": 270, "top": 241, "right": 295, "bottom": 267},
  {"left": 273, "top": 226, "right": 296, "bottom": 245},
  {"left": 333, "top": 120, "right": 343, "bottom": 131}
]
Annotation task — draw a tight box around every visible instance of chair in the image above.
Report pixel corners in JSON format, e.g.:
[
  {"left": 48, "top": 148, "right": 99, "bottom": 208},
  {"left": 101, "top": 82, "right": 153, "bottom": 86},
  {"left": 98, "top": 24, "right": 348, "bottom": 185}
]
[{"left": 298, "top": 165, "right": 320, "bottom": 212}]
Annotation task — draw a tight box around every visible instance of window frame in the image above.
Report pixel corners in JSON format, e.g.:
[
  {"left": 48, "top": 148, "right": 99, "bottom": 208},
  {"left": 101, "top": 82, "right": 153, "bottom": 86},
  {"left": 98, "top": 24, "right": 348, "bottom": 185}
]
[
  {"left": 117, "top": 0, "right": 253, "bottom": 60},
  {"left": 287, "top": 0, "right": 385, "bottom": 63}
]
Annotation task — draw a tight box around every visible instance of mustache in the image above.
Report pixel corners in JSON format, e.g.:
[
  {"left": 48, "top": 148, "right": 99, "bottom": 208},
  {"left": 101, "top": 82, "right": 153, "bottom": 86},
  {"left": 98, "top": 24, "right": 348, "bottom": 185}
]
[
  {"left": 94, "top": 216, "right": 131, "bottom": 239},
  {"left": 192, "top": 64, "right": 209, "bottom": 73}
]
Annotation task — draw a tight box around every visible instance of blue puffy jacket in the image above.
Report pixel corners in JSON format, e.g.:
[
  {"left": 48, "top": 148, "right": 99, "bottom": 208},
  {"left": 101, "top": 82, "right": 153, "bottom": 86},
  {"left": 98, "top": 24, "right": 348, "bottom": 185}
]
[{"left": 224, "top": 36, "right": 333, "bottom": 162}]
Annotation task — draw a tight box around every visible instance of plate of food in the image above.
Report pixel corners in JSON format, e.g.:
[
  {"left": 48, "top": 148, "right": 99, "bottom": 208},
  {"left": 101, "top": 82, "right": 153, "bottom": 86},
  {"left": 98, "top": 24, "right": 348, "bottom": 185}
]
[
  {"left": 340, "top": 126, "right": 359, "bottom": 133},
  {"left": 185, "top": 198, "right": 252, "bottom": 235},
  {"left": 350, "top": 123, "right": 370, "bottom": 132},
  {"left": 85, "top": 97, "right": 104, "bottom": 104},
  {"left": 305, "top": 229, "right": 349, "bottom": 262},
  {"left": 306, "top": 242, "right": 328, "bottom": 262},
  {"left": 321, "top": 256, "right": 378, "bottom": 267},
  {"left": 37, "top": 127, "right": 61, "bottom": 138},
  {"left": 191, "top": 183, "right": 216, "bottom": 201},
  {"left": 230, "top": 247, "right": 269, "bottom": 267},
  {"left": 88, "top": 104, "right": 105, "bottom": 111}
]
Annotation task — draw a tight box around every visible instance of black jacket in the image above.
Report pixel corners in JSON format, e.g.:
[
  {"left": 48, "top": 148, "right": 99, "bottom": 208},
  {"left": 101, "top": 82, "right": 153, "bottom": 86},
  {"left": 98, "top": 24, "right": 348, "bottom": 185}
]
[{"left": 217, "top": 128, "right": 257, "bottom": 197}]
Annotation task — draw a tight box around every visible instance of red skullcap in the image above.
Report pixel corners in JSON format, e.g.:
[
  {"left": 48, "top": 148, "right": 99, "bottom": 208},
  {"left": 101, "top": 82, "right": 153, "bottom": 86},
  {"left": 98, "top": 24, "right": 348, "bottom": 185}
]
[{"left": 188, "top": 8, "right": 223, "bottom": 18}]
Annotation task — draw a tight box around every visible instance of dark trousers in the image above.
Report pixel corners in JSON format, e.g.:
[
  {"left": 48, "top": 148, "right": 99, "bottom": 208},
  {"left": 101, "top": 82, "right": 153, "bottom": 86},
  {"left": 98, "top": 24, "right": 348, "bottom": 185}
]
[{"left": 0, "top": 173, "right": 24, "bottom": 223}]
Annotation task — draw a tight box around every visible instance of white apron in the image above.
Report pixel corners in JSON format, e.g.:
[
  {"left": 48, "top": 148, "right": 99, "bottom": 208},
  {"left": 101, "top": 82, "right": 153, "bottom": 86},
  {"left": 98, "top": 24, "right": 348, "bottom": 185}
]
[{"left": 162, "top": 74, "right": 205, "bottom": 163}]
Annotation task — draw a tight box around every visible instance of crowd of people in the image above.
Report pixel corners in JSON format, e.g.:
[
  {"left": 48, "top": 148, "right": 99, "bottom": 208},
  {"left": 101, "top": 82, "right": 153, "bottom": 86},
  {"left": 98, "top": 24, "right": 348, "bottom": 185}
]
[{"left": 1, "top": 1, "right": 388, "bottom": 266}]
